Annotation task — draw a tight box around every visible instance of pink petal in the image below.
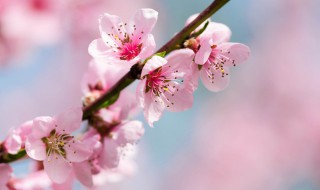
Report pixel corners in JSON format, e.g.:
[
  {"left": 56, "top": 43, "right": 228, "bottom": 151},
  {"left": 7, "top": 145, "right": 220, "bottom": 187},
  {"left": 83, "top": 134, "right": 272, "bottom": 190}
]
[
  {"left": 195, "top": 39, "right": 212, "bottom": 65},
  {"left": 32, "top": 116, "right": 53, "bottom": 139},
  {"left": 99, "top": 139, "right": 120, "bottom": 169},
  {"left": 166, "top": 82, "right": 194, "bottom": 112},
  {"left": 218, "top": 42, "right": 250, "bottom": 67},
  {"left": 200, "top": 22, "right": 231, "bottom": 44},
  {"left": 115, "top": 121, "right": 144, "bottom": 146},
  {"left": 0, "top": 164, "right": 12, "bottom": 189},
  {"left": 88, "top": 38, "right": 113, "bottom": 58},
  {"left": 99, "top": 13, "right": 125, "bottom": 42},
  {"left": 73, "top": 162, "right": 93, "bottom": 187},
  {"left": 136, "top": 79, "right": 165, "bottom": 127},
  {"left": 18, "top": 120, "right": 33, "bottom": 141},
  {"left": 43, "top": 153, "right": 72, "bottom": 184},
  {"left": 200, "top": 65, "right": 230, "bottom": 92},
  {"left": 185, "top": 14, "right": 210, "bottom": 31},
  {"left": 65, "top": 140, "right": 92, "bottom": 163},
  {"left": 81, "top": 59, "right": 106, "bottom": 94},
  {"left": 25, "top": 137, "right": 46, "bottom": 161},
  {"left": 132, "top": 9, "right": 158, "bottom": 41},
  {"left": 4, "top": 130, "right": 21, "bottom": 154},
  {"left": 165, "top": 49, "right": 195, "bottom": 71},
  {"left": 144, "top": 93, "right": 165, "bottom": 127},
  {"left": 138, "top": 34, "right": 156, "bottom": 60},
  {"left": 141, "top": 55, "right": 167, "bottom": 77},
  {"left": 53, "top": 107, "right": 82, "bottom": 133}
]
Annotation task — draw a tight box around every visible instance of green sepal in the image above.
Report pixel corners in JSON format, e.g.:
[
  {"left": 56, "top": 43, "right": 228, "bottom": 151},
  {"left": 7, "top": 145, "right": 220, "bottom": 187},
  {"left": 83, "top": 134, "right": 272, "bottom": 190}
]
[
  {"left": 189, "top": 21, "right": 209, "bottom": 38},
  {"left": 97, "top": 92, "right": 120, "bottom": 109},
  {"left": 154, "top": 51, "right": 167, "bottom": 58}
]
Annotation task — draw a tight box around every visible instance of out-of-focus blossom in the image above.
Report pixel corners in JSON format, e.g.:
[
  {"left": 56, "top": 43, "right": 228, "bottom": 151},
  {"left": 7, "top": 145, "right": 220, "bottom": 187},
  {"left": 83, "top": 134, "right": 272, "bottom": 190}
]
[
  {"left": 137, "top": 49, "right": 195, "bottom": 126},
  {"left": 0, "top": 0, "right": 63, "bottom": 65},
  {"left": 4, "top": 120, "right": 32, "bottom": 154},
  {"left": 25, "top": 108, "right": 92, "bottom": 184},
  {"left": 11, "top": 170, "right": 52, "bottom": 190},
  {"left": 88, "top": 9, "right": 157, "bottom": 66},
  {"left": 0, "top": 164, "right": 12, "bottom": 190}
]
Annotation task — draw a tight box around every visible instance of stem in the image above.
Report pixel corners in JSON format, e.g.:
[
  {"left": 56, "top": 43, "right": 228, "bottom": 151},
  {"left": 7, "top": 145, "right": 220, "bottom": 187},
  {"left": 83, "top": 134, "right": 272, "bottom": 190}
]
[{"left": 82, "top": 0, "right": 229, "bottom": 119}]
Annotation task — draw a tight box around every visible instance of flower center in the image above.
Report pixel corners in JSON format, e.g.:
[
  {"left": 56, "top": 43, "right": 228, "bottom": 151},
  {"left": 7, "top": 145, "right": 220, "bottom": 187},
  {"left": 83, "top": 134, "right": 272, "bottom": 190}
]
[
  {"left": 119, "top": 40, "right": 142, "bottom": 61},
  {"left": 145, "top": 67, "right": 182, "bottom": 107},
  {"left": 42, "top": 129, "right": 74, "bottom": 161}
]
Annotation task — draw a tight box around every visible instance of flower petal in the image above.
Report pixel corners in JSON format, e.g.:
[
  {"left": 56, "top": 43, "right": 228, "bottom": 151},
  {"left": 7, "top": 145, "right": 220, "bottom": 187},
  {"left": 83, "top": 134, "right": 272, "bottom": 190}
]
[
  {"left": 0, "top": 164, "right": 12, "bottom": 189},
  {"left": 4, "top": 130, "right": 22, "bottom": 154},
  {"left": 32, "top": 116, "right": 53, "bottom": 139},
  {"left": 88, "top": 38, "right": 114, "bottom": 58},
  {"left": 99, "top": 139, "right": 120, "bottom": 169},
  {"left": 114, "top": 120, "right": 144, "bottom": 146},
  {"left": 73, "top": 162, "right": 93, "bottom": 187},
  {"left": 132, "top": 9, "right": 158, "bottom": 41},
  {"left": 53, "top": 107, "right": 82, "bottom": 133},
  {"left": 218, "top": 42, "right": 250, "bottom": 67},
  {"left": 43, "top": 153, "right": 72, "bottom": 184},
  {"left": 99, "top": 13, "right": 125, "bottom": 42},
  {"left": 200, "top": 65, "right": 230, "bottom": 92},
  {"left": 200, "top": 22, "right": 231, "bottom": 44},
  {"left": 65, "top": 140, "right": 92, "bottom": 163},
  {"left": 141, "top": 55, "right": 167, "bottom": 77},
  {"left": 137, "top": 79, "right": 165, "bottom": 127},
  {"left": 165, "top": 49, "right": 195, "bottom": 71},
  {"left": 138, "top": 34, "right": 156, "bottom": 60},
  {"left": 166, "top": 82, "right": 194, "bottom": 112},
  {"left": 195, "top": 39, "right": 212, "bottom": 65},
  {"left": 25, "top": 137, "right": 46, "bottom": 161}
]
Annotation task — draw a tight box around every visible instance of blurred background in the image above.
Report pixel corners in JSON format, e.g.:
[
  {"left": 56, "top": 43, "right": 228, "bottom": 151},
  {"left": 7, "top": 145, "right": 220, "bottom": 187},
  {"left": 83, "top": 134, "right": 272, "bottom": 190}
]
[{"left": 1, "top": 0, "right": 320, "bottom": 189}]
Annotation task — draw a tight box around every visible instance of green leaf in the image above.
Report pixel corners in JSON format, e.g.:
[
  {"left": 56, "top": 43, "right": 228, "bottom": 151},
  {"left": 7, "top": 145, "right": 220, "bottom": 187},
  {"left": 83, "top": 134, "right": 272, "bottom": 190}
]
[
  {"left": 98, "top": 92, "right": 120, "bottom": 109},
  {"left": 154, "top": 51, "right": 167, "bottom": 58}
]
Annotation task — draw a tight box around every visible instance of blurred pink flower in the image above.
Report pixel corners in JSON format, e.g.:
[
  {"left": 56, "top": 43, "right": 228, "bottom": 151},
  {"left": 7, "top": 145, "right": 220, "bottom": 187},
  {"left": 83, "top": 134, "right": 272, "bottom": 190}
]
[
  {"left": 0, "top": 164, "right": 12, "bottom": 190},
  {"left": 4, "top": 120, "right": 32, "bottom": 154}
]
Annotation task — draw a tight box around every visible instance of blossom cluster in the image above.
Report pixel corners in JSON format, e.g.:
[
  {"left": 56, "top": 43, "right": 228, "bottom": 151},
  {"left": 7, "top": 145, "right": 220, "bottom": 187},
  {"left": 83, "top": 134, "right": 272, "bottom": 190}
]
[{"left": 0, "top": 7, "right": 249, "bottom": 189}]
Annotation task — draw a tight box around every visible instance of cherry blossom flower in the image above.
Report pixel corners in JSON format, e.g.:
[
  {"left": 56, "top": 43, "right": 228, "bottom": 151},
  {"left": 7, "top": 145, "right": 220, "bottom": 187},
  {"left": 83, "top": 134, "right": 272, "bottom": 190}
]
[
  {"left": 4, "top": 120, "right": 33, "bottom": 154},
  {"left": 185, "top": 15, "right": 250, "bottom": 92},
  {"left": 137, "top": 49, "right": 195, "bottom": 126},
  {"left": 0, "top": 164, "right": 12, "bottom": 190},
  {"left": 88, "top": 8, "right": 157, "bottom": 65},
  {"left": 25, "top": 108, "right": 92, "bottom": 184}
]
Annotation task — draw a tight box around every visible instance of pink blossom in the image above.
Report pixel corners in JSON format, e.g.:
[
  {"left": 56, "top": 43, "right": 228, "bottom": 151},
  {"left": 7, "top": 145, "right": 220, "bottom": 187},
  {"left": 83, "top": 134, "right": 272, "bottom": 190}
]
[
  {"left": 137, "top": 49, "right": 195, "bottom": 126},
  {"left": 4, "top": 120, "right": 33, "bottom": 154},
  {"left": 25, "top": 108, "right": 92, "bottom": 184},
  {"left": 186, "top": 15, "right": 250, "bottom": 91},
  {"left": 72, "top": 128, "right": 102, "bottom": 187},
  {"left": 11, "top": 170, "right": 53, "bottom": 190},
  {"left": 88, "top": 9, "right": 157, "bottom": 65},
  {"left": 0, "top": 164, "right": 12, "bottom": 190},
  {"left": 95, "top": 109, "right": 144, "bottom": 169},
  {"left": 81, "top": 59, "right": 138, "bottom": 119}
]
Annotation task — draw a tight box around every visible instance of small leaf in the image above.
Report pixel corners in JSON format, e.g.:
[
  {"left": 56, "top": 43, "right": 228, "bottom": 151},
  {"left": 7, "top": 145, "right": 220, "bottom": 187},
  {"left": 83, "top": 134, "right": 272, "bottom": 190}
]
[
  {"left": 155, "top": 51, "right": 166, "bottom": 58},
  {"left": 189, "top": 21, "right": 209, "bottom": 38}
]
